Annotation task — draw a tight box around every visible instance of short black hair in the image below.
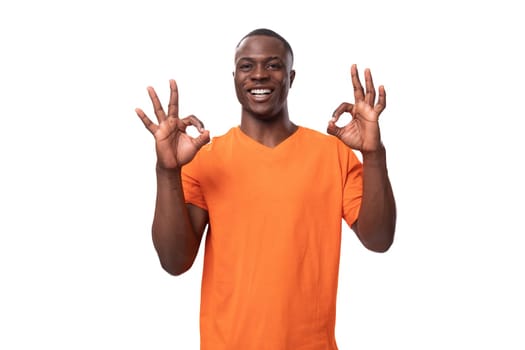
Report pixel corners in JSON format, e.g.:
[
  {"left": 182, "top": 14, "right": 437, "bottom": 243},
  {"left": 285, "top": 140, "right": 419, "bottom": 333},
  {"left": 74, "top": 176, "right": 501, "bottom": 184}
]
[{"left": 236, "top": 28, "right": 294, "bottom": 64}]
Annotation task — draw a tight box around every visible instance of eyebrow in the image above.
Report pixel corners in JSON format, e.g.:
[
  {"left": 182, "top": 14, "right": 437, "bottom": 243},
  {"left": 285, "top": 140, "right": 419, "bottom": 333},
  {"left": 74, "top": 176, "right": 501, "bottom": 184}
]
[{"left": 236, "top": 56, "right": 282, "bottom": 63}]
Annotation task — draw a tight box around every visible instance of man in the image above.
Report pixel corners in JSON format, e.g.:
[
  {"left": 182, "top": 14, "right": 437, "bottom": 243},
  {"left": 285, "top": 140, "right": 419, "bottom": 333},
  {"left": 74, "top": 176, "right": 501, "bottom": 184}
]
[{"left": 135, "top": 28, "right": 396, "bottom": 350}]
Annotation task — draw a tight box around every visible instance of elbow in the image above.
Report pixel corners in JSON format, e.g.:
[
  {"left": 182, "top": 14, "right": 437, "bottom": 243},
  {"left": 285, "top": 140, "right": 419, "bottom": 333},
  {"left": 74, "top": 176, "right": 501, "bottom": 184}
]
[
  {"left": 365, "top": 239, "right": 393, "bottom": 253},
  {"left": 159, "top": 258, "right": 193, "bottom": 276},
  {"left": 155, "top": 249, "right": 195, "bottom": 276},
  {"left": 355, "top": 218, "right": 396, "bottom": 253},
  {"left": 359, "top": 228, "right": 395, "bottom": 253},
  {"left": 163, "top": 267, "right": 189, "bottom": 277},
  {"left": 152, "top": 233, "right": 199, "bottom": 276}
]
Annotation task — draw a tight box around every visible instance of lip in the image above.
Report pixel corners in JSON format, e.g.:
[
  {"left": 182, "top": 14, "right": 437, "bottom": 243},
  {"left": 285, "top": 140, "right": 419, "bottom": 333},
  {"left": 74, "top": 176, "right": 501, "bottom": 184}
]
[
  {"left": 246, "top": 86, "right": 273, "bottom": 92},
  {"left": 246, "top": 87, "right": 274, "bottom": 102},
  {"left": 247, "top": 90, "right": 272, "bottom": 102}
]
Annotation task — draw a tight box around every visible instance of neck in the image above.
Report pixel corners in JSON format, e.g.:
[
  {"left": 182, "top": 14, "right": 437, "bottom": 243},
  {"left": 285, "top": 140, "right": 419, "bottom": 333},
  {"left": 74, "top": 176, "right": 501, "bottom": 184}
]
[{"left": 240, "top": 113, "right": 298, "bottom": 148}]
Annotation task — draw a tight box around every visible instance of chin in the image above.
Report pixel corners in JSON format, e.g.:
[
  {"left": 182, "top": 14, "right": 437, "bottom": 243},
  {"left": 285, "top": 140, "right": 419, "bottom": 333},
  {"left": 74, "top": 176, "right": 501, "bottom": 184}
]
[{"left": 247, "top": 108, "right": 280, "bottom": 121}]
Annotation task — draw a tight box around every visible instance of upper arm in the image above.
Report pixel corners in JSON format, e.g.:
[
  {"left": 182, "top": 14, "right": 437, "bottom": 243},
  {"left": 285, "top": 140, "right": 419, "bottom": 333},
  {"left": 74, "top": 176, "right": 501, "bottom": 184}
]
[{"left": 187, "top": 203, "right": 209, "bottom": 243}]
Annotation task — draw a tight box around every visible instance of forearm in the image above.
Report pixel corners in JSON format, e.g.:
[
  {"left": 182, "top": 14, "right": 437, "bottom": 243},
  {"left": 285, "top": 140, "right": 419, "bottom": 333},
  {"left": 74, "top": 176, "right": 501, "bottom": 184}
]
[
  {"left": 152, "top": 165, "right": 201, "bottom": 275},
  {"left": 356, "top": 144, "right": 397, "bottom": 252}
]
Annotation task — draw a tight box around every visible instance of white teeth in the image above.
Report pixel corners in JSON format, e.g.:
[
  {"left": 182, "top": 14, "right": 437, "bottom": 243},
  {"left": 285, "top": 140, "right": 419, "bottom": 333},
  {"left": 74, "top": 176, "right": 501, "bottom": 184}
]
[{"left": 250, "top": 89, "right": 271, "bottom": 95}]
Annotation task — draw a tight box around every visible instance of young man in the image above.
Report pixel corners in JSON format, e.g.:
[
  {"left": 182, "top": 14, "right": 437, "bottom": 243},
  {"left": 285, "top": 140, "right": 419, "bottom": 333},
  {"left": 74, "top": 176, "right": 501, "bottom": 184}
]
[{"left": 135, "top": 28, "right": 396, "bottom": 350}]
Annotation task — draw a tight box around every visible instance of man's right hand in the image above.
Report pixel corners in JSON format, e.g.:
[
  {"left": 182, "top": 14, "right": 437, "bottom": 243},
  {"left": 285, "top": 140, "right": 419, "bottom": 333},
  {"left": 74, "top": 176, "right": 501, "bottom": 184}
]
[{"left": 135, "top": 79, "right": 210, "bottom": 169}]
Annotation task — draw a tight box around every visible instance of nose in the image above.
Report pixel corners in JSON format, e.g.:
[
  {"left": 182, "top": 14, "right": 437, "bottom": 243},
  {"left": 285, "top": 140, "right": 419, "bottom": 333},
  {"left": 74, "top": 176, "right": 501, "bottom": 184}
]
[{"left": 251, "top": 64, "right": 269, "bottom": 80}]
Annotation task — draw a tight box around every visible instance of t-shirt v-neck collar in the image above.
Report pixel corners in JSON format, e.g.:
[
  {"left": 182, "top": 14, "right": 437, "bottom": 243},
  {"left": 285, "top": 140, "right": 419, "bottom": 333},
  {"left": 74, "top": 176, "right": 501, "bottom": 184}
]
[{"left": 234, "top": 126, "right": 302, "bottom": 152}]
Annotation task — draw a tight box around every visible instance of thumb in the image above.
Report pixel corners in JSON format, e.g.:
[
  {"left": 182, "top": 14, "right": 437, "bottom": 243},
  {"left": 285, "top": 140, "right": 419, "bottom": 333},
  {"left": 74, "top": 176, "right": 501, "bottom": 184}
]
[
  {"left": 327, "top": 120, "right": 342, "bottom": 138},
  {"left": 193, "top": 130, "right": 211, "bottom": 149}
]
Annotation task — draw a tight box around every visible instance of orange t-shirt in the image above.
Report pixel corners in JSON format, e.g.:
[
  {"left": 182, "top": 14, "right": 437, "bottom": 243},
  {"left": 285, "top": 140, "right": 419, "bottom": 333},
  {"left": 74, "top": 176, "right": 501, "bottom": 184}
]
[{"left": 182, "top": 126, "right": 363, "bottom": 350}]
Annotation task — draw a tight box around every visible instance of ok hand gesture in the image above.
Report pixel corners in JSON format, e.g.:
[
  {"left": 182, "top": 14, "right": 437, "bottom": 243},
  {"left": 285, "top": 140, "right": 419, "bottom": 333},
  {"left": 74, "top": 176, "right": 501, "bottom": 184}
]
[
  {"left": 135, "top": 80, "right": 210, "bottom": 169},
  {"left": 327, "top": 64, "right": 386, "bottom": 153}
]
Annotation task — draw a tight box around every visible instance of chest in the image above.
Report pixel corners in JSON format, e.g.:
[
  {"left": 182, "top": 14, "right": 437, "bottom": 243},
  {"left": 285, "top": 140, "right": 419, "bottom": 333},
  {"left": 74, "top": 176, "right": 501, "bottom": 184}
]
[{"left": 201, "top": 148, "right": 343, "bottom": 210}]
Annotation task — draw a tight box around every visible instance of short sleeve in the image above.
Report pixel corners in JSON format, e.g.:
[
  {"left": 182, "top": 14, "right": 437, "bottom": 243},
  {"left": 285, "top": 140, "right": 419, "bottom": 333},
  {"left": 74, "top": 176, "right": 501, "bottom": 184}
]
[
  {"left": 342, "top": 148, "right": 363, "bottom": 227},
  {"left": 181, "top": 153, "right": 208, "bottom": 211}
]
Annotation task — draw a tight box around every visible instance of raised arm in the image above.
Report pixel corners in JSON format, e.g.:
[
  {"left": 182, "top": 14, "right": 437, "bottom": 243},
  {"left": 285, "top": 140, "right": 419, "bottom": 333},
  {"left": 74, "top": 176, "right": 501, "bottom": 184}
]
[
  {"left": 136, "top": 79, "right": 211, "bottom": 275},
  {"left": 327, "top": 64, "right": 396, "bottom": 252}
]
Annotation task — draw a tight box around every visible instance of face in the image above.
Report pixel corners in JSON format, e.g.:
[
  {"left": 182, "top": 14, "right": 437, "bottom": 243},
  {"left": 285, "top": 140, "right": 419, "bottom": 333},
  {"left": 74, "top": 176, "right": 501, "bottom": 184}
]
[{"left": 233, "top": 35, "right": 295, "bottom": 120}]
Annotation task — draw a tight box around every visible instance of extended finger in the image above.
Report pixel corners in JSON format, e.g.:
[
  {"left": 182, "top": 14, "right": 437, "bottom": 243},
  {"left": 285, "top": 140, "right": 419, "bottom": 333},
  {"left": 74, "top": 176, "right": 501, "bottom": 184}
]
[
  {"left": 351, "top": 64, "right": 365, "bottom": 102},
  {"left": 167, "top": 79, "right": 179, "bottom": 119},
  {"left": 147, "top": 86, "right": 167, "bottom": 122},
  {"left": 364, "top": 68, "right": 376, "bottom": 107},
  {"left": 135, "top": 108, "right": 158, "bottom": 134},
  {"left": 374, "top": 85, "right": 386, "bottom": 115},
  {"left": 331, "top": 102, "right": 354, "bottom": 123}
]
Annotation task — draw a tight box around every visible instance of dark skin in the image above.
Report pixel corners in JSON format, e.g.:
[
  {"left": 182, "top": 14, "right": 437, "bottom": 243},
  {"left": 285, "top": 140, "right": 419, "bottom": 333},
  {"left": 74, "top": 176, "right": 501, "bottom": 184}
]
[
  {"left": 328, "top": 64, "right": 396, "bottom": 251},
  {"left": 135, "top": 35, "right": 396, "bottom": 275},
  {"left": 135, "top": 81, "right": 210, "bottom": 275},
  {"left": 233, "top": 35, "right": 297, "bottom": 147}
]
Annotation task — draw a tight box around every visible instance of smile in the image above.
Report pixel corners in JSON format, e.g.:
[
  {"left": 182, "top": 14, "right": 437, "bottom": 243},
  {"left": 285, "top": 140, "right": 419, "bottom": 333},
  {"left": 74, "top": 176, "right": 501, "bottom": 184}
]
[{"left": 250, "top": 89, "right": 272, "bottom": 95}]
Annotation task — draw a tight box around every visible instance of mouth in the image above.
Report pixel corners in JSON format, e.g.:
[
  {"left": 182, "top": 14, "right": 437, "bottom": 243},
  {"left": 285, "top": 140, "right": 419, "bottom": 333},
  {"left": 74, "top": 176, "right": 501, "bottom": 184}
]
[
  {"left": 249, "top": 88, "right": 272, "bottom": 96},
  {"left": 248, "top": 88, "right": 273, "bottom": 103}
]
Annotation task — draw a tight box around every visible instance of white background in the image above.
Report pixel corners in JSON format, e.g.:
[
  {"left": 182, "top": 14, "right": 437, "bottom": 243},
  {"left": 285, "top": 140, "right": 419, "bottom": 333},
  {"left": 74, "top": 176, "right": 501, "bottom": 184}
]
[{"left": 1, "top": 0, "right": 524, "bottom": 349}]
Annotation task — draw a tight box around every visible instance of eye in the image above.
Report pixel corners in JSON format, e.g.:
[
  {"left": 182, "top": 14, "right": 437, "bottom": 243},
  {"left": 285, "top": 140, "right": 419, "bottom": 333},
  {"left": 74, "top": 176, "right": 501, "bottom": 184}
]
[
  {"left": 267, "top": 62, "right": 282, "bottom": 70},
  {"left": 238, "top": 63, "right": 252, "bottom": 72}
]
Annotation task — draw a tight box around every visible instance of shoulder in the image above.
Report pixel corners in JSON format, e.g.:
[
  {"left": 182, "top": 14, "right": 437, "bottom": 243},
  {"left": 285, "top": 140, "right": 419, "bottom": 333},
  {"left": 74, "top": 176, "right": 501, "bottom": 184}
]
[
  {"left": 297, "top": 126, "right": 361, "bottom": 164},
  {"left": 296, "top": 126, "right": 346, "bottom": 149},
  {"left": 197, "top": 127, "right": 237, "bottom": 155}
]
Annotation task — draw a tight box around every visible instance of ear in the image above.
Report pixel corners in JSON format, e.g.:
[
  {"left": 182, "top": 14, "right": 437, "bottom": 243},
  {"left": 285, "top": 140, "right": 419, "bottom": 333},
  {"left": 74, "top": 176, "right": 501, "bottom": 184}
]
[{"left": 289, "top": 70, "right": 296, "bottom": 88}]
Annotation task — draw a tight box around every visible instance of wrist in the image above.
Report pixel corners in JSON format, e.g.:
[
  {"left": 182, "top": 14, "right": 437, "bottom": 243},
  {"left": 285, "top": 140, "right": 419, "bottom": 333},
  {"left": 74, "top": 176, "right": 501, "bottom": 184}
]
[
  {"left": 156, "top": 162, "right": 182, "bottom": 177},
  {"left": 361, "top": 143, "right": 387, "bottom": 165}
]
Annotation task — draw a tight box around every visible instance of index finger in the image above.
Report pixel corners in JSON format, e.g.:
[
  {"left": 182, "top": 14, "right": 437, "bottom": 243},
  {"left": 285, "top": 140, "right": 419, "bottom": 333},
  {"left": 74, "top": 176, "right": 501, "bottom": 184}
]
[
  {"left": 167, "top": 79, "right": 179, "bottom": 119},
  {"left": 331, "top": 102, "right": 354, "bottom": 123}
]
